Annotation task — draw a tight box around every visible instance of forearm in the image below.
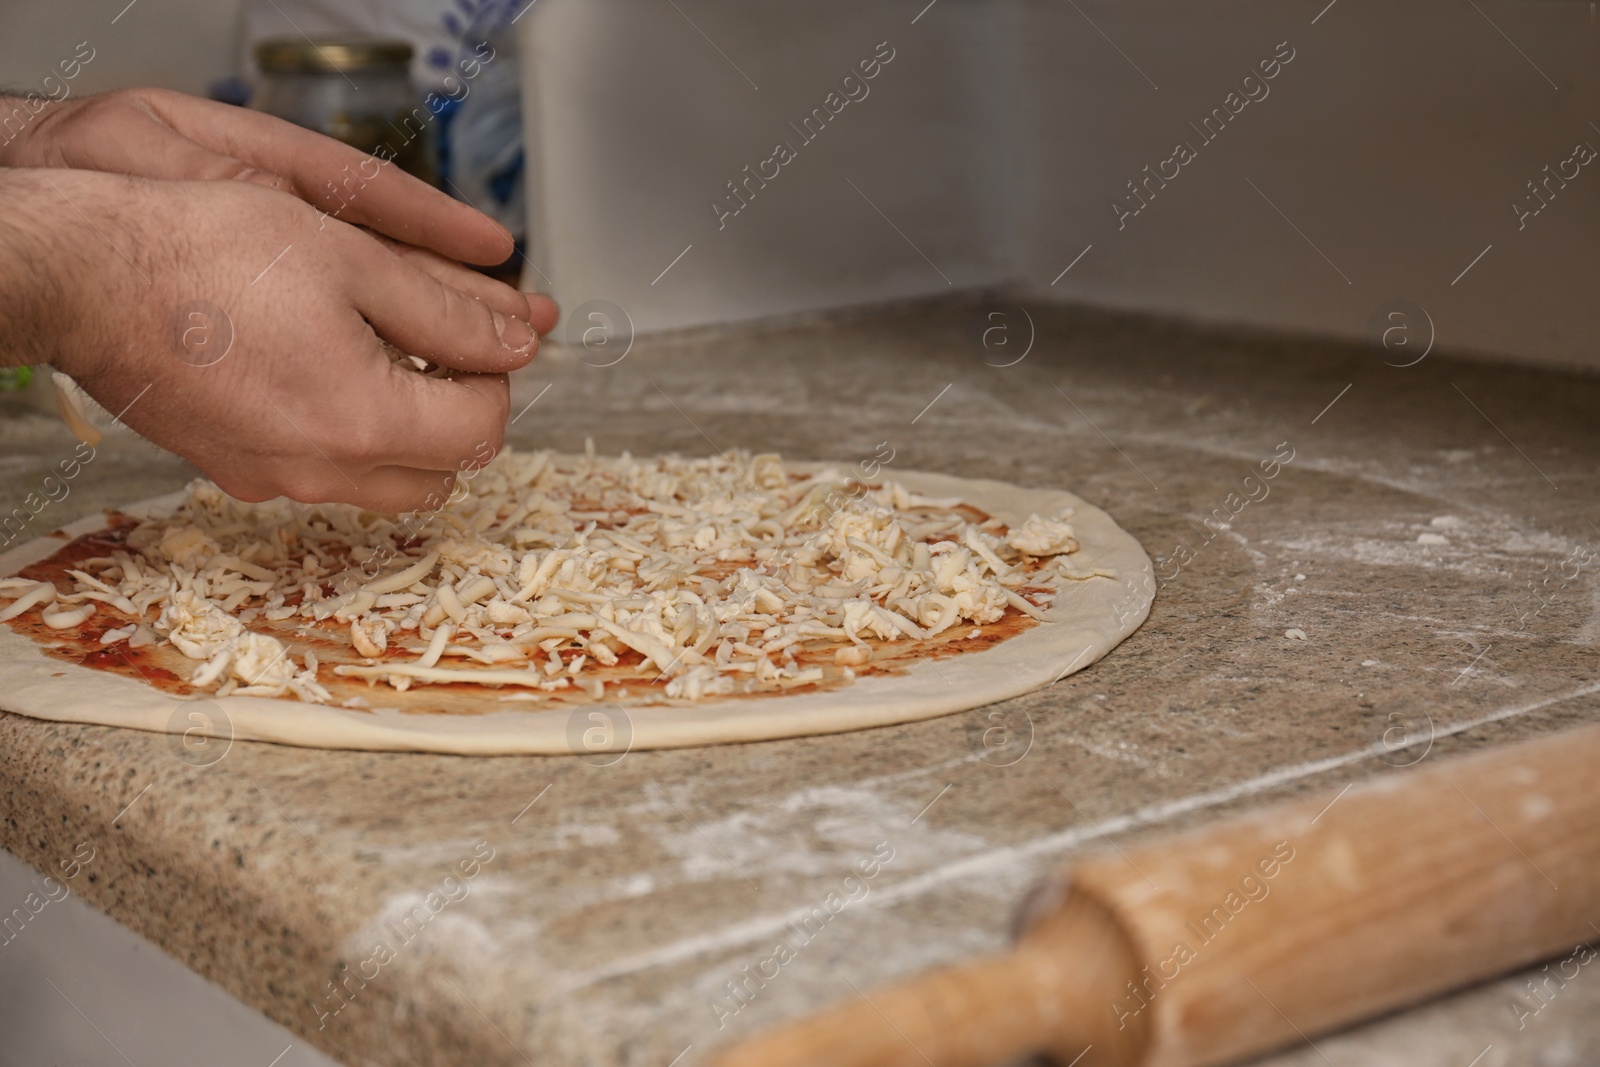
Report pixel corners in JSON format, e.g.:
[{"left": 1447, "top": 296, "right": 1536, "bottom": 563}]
[{"left": 0, "top": 168, "right": 96, "bottom": 369}]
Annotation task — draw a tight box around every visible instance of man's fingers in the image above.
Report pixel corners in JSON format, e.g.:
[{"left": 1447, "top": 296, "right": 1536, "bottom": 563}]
[
  {"left": 342, "top": 465, "right": 460, "bottom": 513},
  {"left": 41, "top": 103, "right": 287, "bottom": 191},
  {"left": 275, "top": 464, "right": 458, "bottom": 513},
  {"left": 346, "top": 238, "right": 538, "bottom": 373},
  {"left": 370, "top": 234, "right": 561, "bottom": 337},
  {"left": 143, "top": 90, "right": 514, "bottom": 265},
  {"left": 348, "top": 367, "right": 511, "bottom": 476},
  {"left": 371, "top": 238, "right": 531, "bottom": 322},
  {"left": 213, "top": 361, "right": 506, "bottom": 511},
  {"left": 437, "top": 373, "right": 514, "bottom": 462},
  {"left": 209, "top": 454, "right": 455, "bottom": 513},
  {"left": 525, "top": 293, "right": 560, "bottom": 337}
]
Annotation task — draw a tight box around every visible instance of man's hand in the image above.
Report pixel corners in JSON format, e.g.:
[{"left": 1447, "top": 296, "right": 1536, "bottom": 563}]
[
  {"left": 0, "top": 88, "right": 534, "bottom": 275},
  {"left": 4, "top": 168, "right": 541, "bottom": 513}
]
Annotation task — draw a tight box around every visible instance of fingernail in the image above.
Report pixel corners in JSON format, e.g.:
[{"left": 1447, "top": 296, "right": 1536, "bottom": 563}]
[{"left": 493, "top": 310, "right": 533, "bottom": 354}]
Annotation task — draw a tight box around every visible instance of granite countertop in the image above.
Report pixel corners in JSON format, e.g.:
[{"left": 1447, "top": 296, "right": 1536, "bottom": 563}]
[{"left": 2, "top": 298, "right": 1598, "bottom": 1067}]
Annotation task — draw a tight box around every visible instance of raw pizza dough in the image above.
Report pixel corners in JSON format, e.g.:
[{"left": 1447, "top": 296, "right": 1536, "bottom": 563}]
[{"left": 0, "top": 462, "right": 1153, "bottom": 755}]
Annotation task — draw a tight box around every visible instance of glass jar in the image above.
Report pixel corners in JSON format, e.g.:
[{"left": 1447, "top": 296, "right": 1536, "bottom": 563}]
[{"left": 251, "top": 37, "right": 435, "bottom": 185}]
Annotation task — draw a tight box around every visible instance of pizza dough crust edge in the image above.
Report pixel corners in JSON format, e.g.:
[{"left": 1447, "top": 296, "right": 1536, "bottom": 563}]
[{"left": 0, "top": 469, "right": 1153, "bottom": 754}]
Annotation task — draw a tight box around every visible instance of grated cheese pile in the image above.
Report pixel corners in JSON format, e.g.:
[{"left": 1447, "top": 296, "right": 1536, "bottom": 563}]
[{"left": 0, "top": 450, "right": 1114, "bottom": 705}]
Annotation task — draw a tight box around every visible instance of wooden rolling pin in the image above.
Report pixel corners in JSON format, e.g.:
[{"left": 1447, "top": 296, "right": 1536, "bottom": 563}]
[{"left": 712, "top": 721, "right": 1600, "bottom": 1067}]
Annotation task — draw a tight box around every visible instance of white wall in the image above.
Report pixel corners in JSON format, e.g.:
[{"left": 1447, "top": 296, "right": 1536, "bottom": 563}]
[
  {"left": 518, "top": 0, "right": 1600, "bottom": 371},
  {"left": 517, "top": 0, "right": 1017, "bottom": 338},
  {"left": 0, "top": 0, "right": 244, "bottom": 99},
  {"left": 1010, "top": 0, "right": 1600, "bottom": 371}
]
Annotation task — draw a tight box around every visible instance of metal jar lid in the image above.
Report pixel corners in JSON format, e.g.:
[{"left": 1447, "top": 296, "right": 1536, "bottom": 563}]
[{"left": 254, "top": 37, "right": 413, "bottom": 74}]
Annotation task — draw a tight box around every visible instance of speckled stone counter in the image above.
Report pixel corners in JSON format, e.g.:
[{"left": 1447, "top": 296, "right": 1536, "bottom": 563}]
[{"left": 2, "top": 299, "right": 1598, "bottom": 1067}]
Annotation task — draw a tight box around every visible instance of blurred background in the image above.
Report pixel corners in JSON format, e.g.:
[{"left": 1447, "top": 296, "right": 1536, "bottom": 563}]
[{"left": 1, "top": 0, "right": 1596, "bottom": 369}]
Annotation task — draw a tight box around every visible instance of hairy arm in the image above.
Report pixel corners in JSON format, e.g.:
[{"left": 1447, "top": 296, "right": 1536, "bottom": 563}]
[{"left": 0, "top": 168, "right": 87, "bottom": 369}]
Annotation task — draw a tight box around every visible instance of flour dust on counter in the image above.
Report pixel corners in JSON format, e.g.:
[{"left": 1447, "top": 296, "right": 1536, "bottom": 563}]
[{"left": 0, "top": 448, "right": 1152, "bottom": 754}]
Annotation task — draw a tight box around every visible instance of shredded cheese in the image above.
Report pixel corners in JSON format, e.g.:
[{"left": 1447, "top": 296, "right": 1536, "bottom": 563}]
[{"left": 3, "top": 450, "right": 1107, "bottom": 704}]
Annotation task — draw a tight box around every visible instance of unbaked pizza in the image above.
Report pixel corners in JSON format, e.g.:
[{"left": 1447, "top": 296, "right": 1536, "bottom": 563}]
[{"left": 0, "top": 449, "right": 1152, "bottom": 754}]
